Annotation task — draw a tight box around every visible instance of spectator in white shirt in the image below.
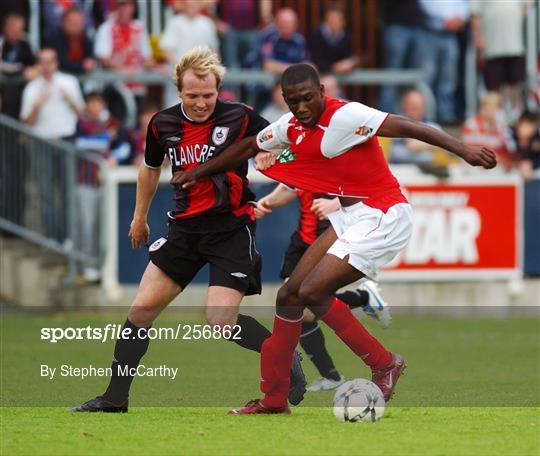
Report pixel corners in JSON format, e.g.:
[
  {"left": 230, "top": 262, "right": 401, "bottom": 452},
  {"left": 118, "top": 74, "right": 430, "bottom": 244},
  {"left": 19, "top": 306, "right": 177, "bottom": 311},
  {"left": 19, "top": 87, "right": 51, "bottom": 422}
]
[
  {"left": 19, "top": 48, "right": 85, "bottom": 243},
  {"left": 20, "top": 48, "right": 84, "bottom": 139},
  {"left": 160, "top": 0, "right": 219, "bottom": 107}
]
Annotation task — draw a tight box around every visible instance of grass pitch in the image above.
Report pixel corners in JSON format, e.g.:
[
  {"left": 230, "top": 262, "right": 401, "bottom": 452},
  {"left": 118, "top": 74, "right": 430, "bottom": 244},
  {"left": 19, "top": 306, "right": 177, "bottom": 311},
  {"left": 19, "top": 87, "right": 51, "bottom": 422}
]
[{"left": 1, "top": 312, "right": 539, "bottom": 455}]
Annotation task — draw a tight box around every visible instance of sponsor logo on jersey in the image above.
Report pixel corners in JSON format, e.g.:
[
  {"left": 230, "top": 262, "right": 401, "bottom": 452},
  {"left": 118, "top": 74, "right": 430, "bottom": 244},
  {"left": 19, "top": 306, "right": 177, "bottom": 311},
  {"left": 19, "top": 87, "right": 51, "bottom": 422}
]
[
  {"left": 296, "top": 132, "right": 306, "bottom": 145},
  {"left": 260, "top": 129, "right": 273, "bottom": 143},
  {"left": 167, "top": 144, "right": 216, "bottom": 167},
  {"left": 166, "top": 136, "right": 181, "bottom": 143},
  {"left": 149, "top": 237, "right": 167, "bottom": 252},
  {"left": 355, "top": 126, "right": 373, "bottom": 137},
  {"left": 276, "top": 147, "right": 296, "bottom": 163},
  {"left": 212, "top": 126, "right": 229, "bottom": 145}
]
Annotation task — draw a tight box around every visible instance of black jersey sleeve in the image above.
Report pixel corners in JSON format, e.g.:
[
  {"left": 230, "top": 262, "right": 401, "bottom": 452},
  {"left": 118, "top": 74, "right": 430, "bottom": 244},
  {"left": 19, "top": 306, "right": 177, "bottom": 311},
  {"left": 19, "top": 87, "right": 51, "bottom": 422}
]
[
  {"left": 144, "top": 115, "right": 165, "bottom": 168},
  {"left": 244, "top": 106, "right": 270, "bottom": 137}
]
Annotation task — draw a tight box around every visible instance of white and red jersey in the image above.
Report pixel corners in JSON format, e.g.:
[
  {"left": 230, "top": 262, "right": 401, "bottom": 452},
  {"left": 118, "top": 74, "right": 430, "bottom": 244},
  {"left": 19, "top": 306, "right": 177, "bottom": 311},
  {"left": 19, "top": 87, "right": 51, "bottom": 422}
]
[{"left": 256, "top": 97, "right": 408, "bottom": 212}]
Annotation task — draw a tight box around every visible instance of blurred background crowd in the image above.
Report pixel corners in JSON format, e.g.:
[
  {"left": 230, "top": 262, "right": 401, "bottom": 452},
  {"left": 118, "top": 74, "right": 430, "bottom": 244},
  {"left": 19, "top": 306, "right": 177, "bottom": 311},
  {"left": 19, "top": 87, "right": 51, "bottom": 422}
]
[
  {"left": 1, "top": 0, "right": 538, "bottom": 176},
  {"left": 0, "top": 0, "right": 539, "bottom": 285}
]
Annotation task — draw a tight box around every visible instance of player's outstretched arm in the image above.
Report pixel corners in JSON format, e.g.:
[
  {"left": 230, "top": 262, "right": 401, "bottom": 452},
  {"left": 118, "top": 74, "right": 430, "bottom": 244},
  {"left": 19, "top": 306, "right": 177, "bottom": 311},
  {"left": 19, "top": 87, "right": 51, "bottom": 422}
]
[
  {"left": 170, "top": 136, "right": 259, "bottom": 189},
  {"left": 254, "top": 183, "right": 297, "bottom": 218},
  {"left": 378, "top": 114, "right": 497, "bottom": 169},
  {"left": 129, "top": 165, "right": 161, "bottom": 249}
]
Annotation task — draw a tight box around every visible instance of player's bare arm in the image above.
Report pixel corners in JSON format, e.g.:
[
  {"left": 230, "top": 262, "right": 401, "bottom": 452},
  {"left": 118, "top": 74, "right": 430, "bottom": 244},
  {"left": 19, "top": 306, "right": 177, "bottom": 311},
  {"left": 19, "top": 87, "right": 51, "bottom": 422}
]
[
  {"left": 170, "top": 136, "right": 259, "bottom": 189},
  {"left": 254, "top": 183, "right": 297, "bottom": 218},
  {"left": 378, "top": 114, "right": 497, "bottom": 169},
  {"left": 129, "top": 165, "right": 161, "bottom": 249}
]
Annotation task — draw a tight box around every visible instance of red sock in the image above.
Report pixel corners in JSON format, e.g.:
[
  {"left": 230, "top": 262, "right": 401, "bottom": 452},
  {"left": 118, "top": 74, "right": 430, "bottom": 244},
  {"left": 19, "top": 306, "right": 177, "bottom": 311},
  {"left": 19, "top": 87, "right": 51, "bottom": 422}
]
[
  {"left": 260, "top": 315, "right": 302, "bottom": 408},
  {"left": 321, "top": 297, "right": 392, "bottom": 368}
]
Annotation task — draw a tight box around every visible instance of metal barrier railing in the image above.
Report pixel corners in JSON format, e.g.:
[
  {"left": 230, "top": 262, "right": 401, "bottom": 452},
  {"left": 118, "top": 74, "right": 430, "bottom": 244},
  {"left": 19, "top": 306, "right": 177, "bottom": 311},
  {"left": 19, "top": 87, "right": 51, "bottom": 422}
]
[{"left": 0, "top": 113, "right": 106, "bottom": 283}]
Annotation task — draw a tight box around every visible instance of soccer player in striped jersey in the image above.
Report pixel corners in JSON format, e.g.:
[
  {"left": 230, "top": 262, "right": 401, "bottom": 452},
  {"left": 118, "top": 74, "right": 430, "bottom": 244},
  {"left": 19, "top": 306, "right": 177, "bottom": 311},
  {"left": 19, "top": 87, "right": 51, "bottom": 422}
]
[{"left": 72, "top": 47, "right": 306, "bottom": 413}]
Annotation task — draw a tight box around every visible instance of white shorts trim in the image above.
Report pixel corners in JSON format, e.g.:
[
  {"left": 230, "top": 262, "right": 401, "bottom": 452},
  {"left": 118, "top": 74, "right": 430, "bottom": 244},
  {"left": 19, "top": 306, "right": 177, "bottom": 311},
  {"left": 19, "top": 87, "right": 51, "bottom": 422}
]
[{"left": 327, "top": 202, "right": 413, "bottom": 280}]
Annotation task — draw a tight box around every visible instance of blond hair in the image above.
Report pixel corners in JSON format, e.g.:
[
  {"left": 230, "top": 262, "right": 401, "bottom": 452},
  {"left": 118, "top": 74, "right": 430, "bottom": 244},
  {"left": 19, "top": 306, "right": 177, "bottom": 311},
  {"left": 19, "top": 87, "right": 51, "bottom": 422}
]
[{"left": 173, "top": 46, "right": 226, "bottom": 91}]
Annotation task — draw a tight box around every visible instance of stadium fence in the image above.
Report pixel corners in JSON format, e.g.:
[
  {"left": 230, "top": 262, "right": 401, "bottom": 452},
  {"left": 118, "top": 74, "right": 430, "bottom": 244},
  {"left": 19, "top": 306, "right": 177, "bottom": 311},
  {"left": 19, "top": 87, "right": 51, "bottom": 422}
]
[{"left": 0, "top": 113, "right": 106, "bottom": 283}]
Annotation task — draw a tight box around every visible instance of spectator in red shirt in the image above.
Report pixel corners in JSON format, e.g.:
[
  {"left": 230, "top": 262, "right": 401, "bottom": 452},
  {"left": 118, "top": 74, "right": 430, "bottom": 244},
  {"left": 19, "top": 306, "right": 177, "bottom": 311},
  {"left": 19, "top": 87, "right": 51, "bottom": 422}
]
[
  {"left": 94, "top": 0, "right": 153, "bottom": 95},
  {"left": 462, "top": 92, "right": 512, "bottom": 171}
]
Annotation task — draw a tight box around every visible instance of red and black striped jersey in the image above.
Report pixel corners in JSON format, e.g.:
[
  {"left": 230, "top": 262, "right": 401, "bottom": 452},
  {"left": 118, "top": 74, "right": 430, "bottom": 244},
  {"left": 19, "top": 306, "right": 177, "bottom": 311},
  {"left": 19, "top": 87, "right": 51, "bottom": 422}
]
[
  {"left": 145, "top": 100, "right": 269, "bottom": 232},
  {"left": 296, "top": 190, "right": 332, "bottom": 245}
]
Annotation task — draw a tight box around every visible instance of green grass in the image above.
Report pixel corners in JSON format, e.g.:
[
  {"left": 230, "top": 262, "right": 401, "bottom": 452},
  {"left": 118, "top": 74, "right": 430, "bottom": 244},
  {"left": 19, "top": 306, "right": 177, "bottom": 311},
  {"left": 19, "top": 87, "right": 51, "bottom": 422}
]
[
  {"left": 2, "top": 407, "right": 539, "bottom": 455},
  {"left": 1, "top": 312, "right": 539, "bottom": 455}
]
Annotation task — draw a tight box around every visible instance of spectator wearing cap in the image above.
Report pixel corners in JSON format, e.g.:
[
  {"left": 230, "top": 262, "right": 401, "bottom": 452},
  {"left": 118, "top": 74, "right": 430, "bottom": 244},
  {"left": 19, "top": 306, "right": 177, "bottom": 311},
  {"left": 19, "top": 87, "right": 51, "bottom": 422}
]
[{"left": 309, "top": 4, "right": 358, "bottom": 74}]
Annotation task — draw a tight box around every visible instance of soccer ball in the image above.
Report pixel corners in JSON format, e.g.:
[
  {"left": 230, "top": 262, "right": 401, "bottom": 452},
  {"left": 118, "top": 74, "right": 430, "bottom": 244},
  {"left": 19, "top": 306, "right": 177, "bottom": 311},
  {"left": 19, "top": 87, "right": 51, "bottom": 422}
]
[{"left": 333, "top": 379, "right": 385, "bottom": 423}]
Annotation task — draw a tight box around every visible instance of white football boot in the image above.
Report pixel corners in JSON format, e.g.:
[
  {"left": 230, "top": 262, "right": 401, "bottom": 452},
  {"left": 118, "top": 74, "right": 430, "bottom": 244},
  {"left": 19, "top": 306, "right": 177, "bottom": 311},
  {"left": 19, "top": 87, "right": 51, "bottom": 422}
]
[
  {"left": 306, "top": 375, "right": 346, "bottom": 392},
  {"left": 358, "top": 280, "right": 392, "bottom": 329}
]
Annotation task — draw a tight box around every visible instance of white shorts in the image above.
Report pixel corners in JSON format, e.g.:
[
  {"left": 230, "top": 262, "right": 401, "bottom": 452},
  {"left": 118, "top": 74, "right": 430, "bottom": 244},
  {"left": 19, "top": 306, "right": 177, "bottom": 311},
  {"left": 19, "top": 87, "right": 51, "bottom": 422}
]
[{"left": 327, "top": 202, "right": 413, "bottom": 280}]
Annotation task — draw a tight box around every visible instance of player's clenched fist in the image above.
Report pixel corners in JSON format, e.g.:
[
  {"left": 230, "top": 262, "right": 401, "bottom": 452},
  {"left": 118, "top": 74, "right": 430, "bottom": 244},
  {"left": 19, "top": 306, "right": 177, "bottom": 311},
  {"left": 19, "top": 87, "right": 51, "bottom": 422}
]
[
  {"left": 461, "top": 146, "right": 497, "bottom": 169},
  {"left": 254, "top": 152, "right": 276, "bottom": 171},
  {"left": 129, "top": 218, "right": 150, "bottom": 249},
  {"left": 310, "top": 197, "right": 340, "bottom": 220},
  {"left": 170, "top": 170, "right": 197, "bottom": 189},
  {"left": 254, "top": 198, "right": 273, "bottom": 218}
]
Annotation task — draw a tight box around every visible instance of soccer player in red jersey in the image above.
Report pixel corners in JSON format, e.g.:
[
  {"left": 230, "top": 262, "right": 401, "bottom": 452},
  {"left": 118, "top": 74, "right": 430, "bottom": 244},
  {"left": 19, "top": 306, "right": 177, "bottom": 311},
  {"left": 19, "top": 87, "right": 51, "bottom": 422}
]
[
  {"left": 171, "top": 63, "right": 497, "bottom": 414},
  {"left": 72, "top": 48, "right": 306, "bottom": 413},
  {"left": 254, "top": 183, "right": 391, "bottom": 392}
]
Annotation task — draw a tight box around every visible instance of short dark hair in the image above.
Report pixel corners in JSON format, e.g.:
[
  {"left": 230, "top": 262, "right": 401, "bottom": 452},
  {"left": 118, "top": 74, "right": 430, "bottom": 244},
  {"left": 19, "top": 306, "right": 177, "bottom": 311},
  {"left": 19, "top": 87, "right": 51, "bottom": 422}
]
[
  {"left": 281, "top": 64, "right": 320, "bottom": 89},
  {"left": 518, "top": 110, "right": 539, "bottom": 124},
  {"left": 85, "top": 91, "right": 104, "bottom": 102}
]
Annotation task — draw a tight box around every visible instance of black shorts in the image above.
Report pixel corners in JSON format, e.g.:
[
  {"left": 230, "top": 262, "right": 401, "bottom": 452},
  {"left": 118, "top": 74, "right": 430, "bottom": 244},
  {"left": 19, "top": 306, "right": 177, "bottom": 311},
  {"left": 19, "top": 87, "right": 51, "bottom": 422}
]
[
  {"left": 279, "top": 231, "right": 310, "bottom": 279},
  {"left": 484, "top": 56, "right": 525, "bottom": 91},
  {"left": 149, "top": 220, "right": 262, "bottom": 295}
]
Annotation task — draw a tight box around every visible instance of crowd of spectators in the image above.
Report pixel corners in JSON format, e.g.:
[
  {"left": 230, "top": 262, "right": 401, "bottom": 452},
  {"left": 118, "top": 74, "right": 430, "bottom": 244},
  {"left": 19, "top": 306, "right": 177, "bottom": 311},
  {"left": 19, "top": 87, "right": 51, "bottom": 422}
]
[
  {"left": 1, "top": 0, "right": 538, "bottom": 282},
  {"left": 0, "top": 0, "right": 538, "bottom": 176}
]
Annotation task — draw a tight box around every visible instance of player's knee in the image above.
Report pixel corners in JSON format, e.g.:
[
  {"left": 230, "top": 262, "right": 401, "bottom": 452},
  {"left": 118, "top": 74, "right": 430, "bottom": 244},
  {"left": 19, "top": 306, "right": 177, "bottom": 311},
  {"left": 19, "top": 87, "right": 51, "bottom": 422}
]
[
  {"left": 205, "top": 310, "right": 236, "bottom": 329},
  {"left": 298, "top": 282, "right": 324, "bottom": 309},
  {"left": 276, "top": 283, "right": 301, "bottom": 308},
  {"left": 128, "top": 304, "right": 159, "bottom": 327}
]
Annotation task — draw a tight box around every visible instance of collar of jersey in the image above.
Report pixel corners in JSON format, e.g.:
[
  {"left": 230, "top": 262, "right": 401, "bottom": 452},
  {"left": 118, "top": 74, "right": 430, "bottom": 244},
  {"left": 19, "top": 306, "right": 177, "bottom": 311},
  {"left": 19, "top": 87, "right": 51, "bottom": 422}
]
[{"left": 180, "top": 102, "right": 214, "bottom": 124}]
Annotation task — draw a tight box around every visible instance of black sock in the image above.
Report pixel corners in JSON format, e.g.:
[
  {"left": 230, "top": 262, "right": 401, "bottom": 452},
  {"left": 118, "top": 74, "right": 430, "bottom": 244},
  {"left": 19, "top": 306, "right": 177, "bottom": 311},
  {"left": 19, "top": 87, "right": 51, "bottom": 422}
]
[
  {"left": 299, "top": 321, "right": 341, "bottom": 381},
  {"left": 226, "top": 314, "right": 271, "bottom": 353},
  {"left": 103, "top": 319, "right": 150, "bottom": 404},
  {"left": 336, "top": 290, "right": 369, "bottom": 309}
]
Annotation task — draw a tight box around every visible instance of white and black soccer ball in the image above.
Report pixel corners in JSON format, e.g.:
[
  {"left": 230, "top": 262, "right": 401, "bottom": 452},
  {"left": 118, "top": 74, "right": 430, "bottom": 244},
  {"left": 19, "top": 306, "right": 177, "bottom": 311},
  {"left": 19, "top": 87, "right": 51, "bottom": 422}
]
[{"left": 333, "top": 379, "right": 385, "bottom": 423}]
